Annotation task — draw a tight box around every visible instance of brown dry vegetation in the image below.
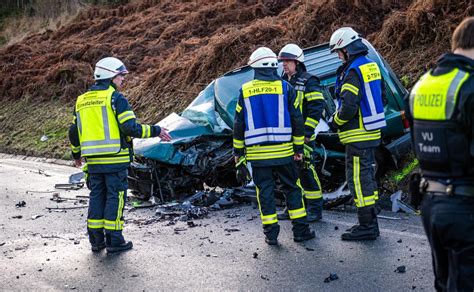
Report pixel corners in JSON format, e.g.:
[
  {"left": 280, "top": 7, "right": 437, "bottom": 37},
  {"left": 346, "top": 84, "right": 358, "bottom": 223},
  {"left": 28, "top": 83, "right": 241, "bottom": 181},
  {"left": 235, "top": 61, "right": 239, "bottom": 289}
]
[{"left": 0, "top": 0, "right": 473, "bottom": 158}]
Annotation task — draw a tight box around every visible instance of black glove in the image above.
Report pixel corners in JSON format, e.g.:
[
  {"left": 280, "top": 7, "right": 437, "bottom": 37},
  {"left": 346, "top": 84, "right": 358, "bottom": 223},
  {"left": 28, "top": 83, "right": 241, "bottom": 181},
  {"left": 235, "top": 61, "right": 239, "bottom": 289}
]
[{"left": 235, "top": 156, "right": 251, "bottom": 186}]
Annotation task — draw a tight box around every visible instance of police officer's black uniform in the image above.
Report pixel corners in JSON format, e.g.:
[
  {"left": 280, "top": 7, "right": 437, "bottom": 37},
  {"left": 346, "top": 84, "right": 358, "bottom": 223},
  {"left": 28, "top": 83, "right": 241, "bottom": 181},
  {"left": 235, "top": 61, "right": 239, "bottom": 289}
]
[{"left": 407, "top": 53, "right": 474, "bottom": 291}]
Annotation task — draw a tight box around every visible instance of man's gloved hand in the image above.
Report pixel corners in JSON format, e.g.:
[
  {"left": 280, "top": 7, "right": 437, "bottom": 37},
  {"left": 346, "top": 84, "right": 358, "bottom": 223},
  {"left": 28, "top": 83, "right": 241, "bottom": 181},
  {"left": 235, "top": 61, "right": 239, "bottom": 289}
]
[{"left": 235, "top": 156, "right": 251, "bottom": 186}]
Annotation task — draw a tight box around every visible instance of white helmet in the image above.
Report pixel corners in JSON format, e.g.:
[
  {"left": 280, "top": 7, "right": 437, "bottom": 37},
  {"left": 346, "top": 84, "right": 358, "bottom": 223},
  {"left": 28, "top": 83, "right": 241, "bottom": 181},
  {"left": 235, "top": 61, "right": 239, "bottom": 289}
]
[
  {"left": 278, "top": 43, "right": 304, "bottom": 63},
  {"left": 329, "top": 27, "right": 360, "bottom": 52},
  {"left": 248, "top": 47, "right": 278, "bottom": 68},
  {"left": 94, "top": 57, "right": 129, "bottom": 80}
]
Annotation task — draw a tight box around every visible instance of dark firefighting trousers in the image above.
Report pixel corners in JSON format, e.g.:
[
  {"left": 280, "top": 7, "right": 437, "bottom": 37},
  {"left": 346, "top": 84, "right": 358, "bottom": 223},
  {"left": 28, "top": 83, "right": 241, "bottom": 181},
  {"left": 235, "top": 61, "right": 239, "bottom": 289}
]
[
  {"left": 252, "top": 161, "right": 309, "bottom": 240},
  {"left": 346, "top": 145, "right": 378, "bottom": 208},
  {"left": 87, "top": 169, "right": 128, "bottom": 247},
  {"left": 300, "top": 141, "right": 323, "bottom": 207},
  {"left": 421, "top": 193, "right": 474, "bottom": 291}
]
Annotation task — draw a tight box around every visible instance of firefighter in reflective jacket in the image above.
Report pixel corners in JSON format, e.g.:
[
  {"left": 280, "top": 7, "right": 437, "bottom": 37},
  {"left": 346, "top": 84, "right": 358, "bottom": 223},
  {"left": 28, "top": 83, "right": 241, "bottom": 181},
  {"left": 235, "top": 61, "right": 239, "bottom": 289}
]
[
  {"left": 277, "top": 43, "right": 326, "bottom": 222},
  {"left": 233, "top": 47, "right": 315, "bottom": 245},
  {"left": 69, "top": 57, "right": 171, "bottom": 253},
  {"left": 406, "top": 17, "right": 474, "bottom": 291},
  {"left": 329, "top": 28, "right": 386, "bottom": 241}
]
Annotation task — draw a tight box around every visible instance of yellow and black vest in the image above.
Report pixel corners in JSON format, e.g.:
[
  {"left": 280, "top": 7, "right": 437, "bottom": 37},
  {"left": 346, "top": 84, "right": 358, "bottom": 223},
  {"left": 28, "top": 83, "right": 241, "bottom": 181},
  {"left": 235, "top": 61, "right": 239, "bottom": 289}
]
[
  {"left": 409, "top": 67, "right": 471, "bottom": 177},
  {"left": 75, "top": 86, "right": 130, "bottom": 165}
]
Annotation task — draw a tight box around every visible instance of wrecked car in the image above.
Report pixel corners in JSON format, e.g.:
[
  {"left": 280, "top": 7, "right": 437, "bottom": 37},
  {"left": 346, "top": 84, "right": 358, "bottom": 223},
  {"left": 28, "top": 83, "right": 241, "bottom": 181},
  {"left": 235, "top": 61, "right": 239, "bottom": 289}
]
[{"left": 128, "top": 39, "right": 411, "bottom": 208}]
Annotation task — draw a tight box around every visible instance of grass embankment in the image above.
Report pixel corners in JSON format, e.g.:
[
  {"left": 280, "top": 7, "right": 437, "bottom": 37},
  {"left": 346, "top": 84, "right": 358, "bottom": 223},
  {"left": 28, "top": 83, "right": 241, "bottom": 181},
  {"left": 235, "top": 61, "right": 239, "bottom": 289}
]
[{"left": 0, "top": 99, "right": 72, "bottom": 159}]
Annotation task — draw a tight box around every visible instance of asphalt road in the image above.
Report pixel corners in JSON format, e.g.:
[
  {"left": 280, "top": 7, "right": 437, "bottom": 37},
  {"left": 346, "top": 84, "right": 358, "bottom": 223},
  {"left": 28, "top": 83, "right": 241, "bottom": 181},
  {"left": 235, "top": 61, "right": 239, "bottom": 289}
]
[{"left": 0, "top": 155, "right": 434, "bottom": 291}]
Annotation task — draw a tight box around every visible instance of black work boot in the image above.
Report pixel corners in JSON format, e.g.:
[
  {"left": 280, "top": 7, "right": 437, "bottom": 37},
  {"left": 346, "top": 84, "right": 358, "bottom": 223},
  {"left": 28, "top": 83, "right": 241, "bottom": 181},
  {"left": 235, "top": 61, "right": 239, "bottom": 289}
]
[
  {"left": 345, "top": 205, "right": 381, "bottom": 235},
  {"left": 341, "top": 207, "right": 379, "bottom": 241},
  {"left": 277, "top": 207, "right": 290, "bottom": 220},
  {"left": 106, "top": 241, "right": 133, "bottom": 253},
  {"left": 294, "top": 228, "right": 316, "bottom": 242},
  {"left": 106, "top": 230, "right": 133, "bottom": 253},
  {"left": 263, "top": 224, "right": 280, "bottom": 246},
  {"left": 306, "top": 199, "right": 323, "bottom": 222},
  {"left": 88, "top": 229, "right": 106, "bottom": 252}
]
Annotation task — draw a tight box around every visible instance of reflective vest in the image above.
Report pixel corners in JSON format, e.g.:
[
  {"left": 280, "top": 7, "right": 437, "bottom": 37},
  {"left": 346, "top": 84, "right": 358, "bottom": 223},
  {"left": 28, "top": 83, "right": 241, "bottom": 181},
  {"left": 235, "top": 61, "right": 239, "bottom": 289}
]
[
  {"left": 241, "top": 79, "right": 296, "bottom": 161},
  {"left": 75, "top": 86, "right": 130, "bottom": 164},
  {"left": 336, "top": 56, "right": 386, "bottom": 131},
  {"left": 409, "top": 68, "right": 471, "bottom": 177}
]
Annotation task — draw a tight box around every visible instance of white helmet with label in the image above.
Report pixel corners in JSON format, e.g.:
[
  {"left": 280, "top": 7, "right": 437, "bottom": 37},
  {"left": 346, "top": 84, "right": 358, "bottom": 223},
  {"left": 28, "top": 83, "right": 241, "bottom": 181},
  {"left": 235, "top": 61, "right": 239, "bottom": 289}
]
[
  {"left": 329, "top": 27, "right": 360, "bottom": 52},
  {"left": 278, "top": 43, "right": 304, "bottom": 63},
  {"left": 94, "top": 57, "right": 129, "bottom": 80},
  {"left": 248, "top": 47, "right": 278, "bottom": 68}
]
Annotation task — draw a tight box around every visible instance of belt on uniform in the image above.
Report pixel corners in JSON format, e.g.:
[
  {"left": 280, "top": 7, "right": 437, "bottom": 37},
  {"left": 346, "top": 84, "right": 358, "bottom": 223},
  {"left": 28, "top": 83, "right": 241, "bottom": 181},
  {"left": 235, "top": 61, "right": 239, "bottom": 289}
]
[{"left": 421, "top": 179, "right": 474, "bottom": 197}]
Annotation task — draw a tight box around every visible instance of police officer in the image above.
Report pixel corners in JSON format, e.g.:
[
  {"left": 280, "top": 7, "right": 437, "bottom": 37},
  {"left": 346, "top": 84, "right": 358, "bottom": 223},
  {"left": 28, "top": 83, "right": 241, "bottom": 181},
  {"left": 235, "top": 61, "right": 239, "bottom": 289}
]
[
  {"left": 277, "top": 44, "right": 326, "bottom": 222},
  {"left": 69, "top": 57, "right": 171, "bottom": 253},
  {"left": 329, "top": 28, "right": 386, "bottom": 241},
  {"left": 233, "top": 47, "right": 315, "bottom": 245},
  {"left": 407, "top": 17, "right": 474, "bottom": 291}
]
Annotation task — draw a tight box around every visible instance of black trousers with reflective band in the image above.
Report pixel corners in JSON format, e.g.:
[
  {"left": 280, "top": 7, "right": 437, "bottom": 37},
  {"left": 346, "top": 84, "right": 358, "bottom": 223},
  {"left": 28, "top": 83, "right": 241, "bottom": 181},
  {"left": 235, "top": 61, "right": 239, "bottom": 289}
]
[
  {"left": 421, "top": 193, "right": 474, "bottom": 291},
  {"left": 299, "top": 141, "right": 322, "bottom": 200},
  {"left": 253, "top": 161, "right": 307, "bottom": 236},
  {"left": 345, "top": 144, "right": 378, "bottom": 208}
]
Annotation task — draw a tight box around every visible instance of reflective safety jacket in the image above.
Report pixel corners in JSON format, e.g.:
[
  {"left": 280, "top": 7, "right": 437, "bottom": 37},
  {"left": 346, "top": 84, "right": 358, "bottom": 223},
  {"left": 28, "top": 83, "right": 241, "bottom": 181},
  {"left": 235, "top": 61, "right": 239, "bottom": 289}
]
[
  {"left": 233, "top": 68, "right": 304, "bottom": 167},
  {"left": 283, "top": 68, "right": 326, "bottom": 140},
  {"left": 408, "top": 53, "right": 473, "bottom": 179},
  {"left": 333, "top": 54, "right": 385, "bottom": 147},
  {"left": 69, "top": 81, "right": 163, "bottom": 173}
]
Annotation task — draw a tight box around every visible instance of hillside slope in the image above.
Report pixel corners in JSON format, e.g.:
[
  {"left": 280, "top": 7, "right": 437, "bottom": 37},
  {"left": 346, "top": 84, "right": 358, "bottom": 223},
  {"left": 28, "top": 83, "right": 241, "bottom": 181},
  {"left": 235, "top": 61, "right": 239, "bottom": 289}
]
[{"left": 0, "top": 0, "right": 472, "bottom": 158}]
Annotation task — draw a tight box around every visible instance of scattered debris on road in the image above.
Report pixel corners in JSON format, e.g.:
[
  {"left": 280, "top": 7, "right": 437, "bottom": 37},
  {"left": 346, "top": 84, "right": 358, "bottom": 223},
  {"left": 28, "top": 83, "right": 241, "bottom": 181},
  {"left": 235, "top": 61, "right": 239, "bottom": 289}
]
[
  {"left": 324, "top": 273, "right": 339, "bottom": 283},
  {"left": 15, "top": 201, "right": 26, "bottom": 208},
  {"left": 395, "top": 266, "right": 407, "bottom": 273},
  {"left": 46, "top": 206, "right": 88, "bottom": 210}
]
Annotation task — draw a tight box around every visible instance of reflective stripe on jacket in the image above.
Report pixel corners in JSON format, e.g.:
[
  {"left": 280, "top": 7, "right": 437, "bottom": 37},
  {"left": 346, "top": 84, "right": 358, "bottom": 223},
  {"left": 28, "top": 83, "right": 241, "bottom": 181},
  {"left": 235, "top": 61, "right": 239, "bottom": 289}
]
[
  {"left": 76, "top": 86, "right": 122, "bottom": 157},
  {"left": 340, "top": 55, "right": 386, "bottom": 131},
  {"left": 242, "top": 80, "right": 292, "bottom": 146},
  {"left": 409, "top": 67, "right": 471, "bottom": 177}
]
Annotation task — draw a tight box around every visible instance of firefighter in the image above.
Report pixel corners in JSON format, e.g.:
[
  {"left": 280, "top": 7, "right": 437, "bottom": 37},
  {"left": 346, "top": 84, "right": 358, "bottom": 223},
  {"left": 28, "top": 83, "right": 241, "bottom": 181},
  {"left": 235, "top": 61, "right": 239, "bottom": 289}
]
[
  {"left": 277, "top": 44, "right": 326, "bottom": 222},
  {"left": 406, "top": 17, "right": 474, "bottom": 291},
  {"left": 233, "top": 47, "right": 315, "bottom": 245},
  {"left": 329, "top": 28, "right": 386, "bottom": 241},
  {"left": 69, "top": 57, "right": 171, "bottom": 253}
]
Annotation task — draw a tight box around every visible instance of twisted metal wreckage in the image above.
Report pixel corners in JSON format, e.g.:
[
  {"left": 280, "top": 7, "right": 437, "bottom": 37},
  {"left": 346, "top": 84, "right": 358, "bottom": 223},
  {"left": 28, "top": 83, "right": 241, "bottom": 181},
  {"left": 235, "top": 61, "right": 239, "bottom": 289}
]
[{"left": 128, "top": 40, "right": 412, "bottom": 209}]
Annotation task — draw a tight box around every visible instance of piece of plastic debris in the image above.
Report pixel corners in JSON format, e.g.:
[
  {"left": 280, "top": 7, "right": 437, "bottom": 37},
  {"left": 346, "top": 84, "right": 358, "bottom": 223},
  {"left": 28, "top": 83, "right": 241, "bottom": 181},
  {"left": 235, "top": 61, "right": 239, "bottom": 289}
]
[
  {"left": 391, "top": 190, "right": 403, "bottom": 212},
  {"left": 395, "top": 266, "right": 406, "bottom": 273},
  {"left": 187, "top": 221, "right": 198, "bottom": 227},
  {"left": 377, "top": 215, "right": 402, "bottom": 220},
  {"left": 391, "top": 190, "right": 419, "bottom": 215},
  {"left": 15, "top": 201, "right": 26, "bottom": 208},
  {"left": 69, "top": 172, "right": 84, "bottom": 184},
  {"left": 31, "top": 215, "right": 43, "bottom": 220},
  {"left": 40, "top": 135, "right": 49, "bottom": 142},
  {"left": 324, "top": 273, "right": 339, "bottom": 283},
  {"left": 224, "top": 228, "right": 240, "bottom": 232}
]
